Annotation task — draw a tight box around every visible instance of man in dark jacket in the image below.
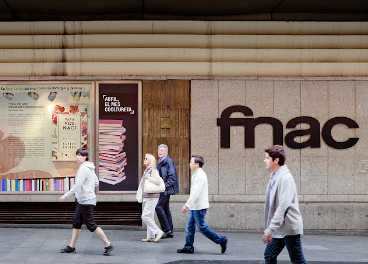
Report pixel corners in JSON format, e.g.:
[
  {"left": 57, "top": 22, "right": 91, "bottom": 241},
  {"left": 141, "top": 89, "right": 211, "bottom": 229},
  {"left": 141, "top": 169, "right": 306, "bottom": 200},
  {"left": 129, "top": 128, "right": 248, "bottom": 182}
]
[{"left": 155, "top": 144, "right": 179, "bottom": 238}]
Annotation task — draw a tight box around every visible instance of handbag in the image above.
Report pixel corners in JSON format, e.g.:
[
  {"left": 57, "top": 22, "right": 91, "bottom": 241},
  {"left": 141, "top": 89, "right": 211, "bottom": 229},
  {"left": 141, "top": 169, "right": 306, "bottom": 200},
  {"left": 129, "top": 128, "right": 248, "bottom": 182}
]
[
  {"left": 136, "top": 179, "right": 143, "bottom": 203},
  {"left": 144, "top": 173, "right": 165, "bottom": 193}
]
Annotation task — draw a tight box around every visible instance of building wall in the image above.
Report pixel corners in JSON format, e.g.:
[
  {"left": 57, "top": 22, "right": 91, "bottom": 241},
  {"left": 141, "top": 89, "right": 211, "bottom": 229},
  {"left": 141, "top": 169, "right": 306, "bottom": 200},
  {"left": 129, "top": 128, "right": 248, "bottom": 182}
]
[
  {"left": 188, "top": 78, "right": 368, "bottom": 232},
  {"left": 1, "top": 20, "right": 368, "bottom": 232}
]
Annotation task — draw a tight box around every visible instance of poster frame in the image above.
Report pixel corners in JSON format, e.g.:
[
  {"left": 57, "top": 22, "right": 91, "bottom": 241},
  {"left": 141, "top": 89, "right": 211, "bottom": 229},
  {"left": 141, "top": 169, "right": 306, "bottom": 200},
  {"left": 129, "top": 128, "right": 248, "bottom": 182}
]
[
  {"left": 0, "top": 80, "right": 96, "bottom": 194},
  {"left": 95, "top": 80, "right": 142, "bottom": 194}
]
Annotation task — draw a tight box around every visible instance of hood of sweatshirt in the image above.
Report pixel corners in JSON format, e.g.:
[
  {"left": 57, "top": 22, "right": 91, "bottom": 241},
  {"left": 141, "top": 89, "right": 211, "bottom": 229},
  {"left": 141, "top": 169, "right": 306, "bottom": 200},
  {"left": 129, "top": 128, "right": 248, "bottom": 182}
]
[{"left": 81, "top": 161, "right": 95, "bottom": 170}]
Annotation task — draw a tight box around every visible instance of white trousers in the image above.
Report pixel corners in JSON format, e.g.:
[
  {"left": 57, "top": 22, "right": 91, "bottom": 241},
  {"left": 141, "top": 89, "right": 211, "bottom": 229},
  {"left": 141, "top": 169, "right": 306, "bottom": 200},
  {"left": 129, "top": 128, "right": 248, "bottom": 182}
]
[{"left": 142, "top": 198, "right": 161, "bottom": 239}]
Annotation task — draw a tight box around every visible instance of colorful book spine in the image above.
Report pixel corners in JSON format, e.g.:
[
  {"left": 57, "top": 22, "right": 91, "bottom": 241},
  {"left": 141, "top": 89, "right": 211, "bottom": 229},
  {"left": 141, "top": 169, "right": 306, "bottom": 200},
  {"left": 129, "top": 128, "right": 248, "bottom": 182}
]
[
  {"left": 64, "top": 178, "right": 69, "bottom": 191},
  {"left": 70, "top": 178, "right": 75, "bottom": 189},
  {"left": 0, "top": 177, "right": 79, "bottom": 192}
]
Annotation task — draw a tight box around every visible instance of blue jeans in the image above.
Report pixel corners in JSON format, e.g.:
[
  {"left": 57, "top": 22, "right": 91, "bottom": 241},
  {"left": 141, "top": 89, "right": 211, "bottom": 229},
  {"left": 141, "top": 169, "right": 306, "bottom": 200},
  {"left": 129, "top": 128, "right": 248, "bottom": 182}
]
[
  {"left": 264, "top": 235, "right": 307, "bottom": 264},
  {"left": 184, "top": 209, "right": 227, "bottom": 252}
]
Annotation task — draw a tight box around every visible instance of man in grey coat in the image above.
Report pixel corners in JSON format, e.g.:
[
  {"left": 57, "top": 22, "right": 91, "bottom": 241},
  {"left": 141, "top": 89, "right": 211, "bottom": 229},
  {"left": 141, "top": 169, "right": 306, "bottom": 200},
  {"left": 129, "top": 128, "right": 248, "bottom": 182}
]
[{"left": 263, "top": 145, "right": 307, "bottom": 264}]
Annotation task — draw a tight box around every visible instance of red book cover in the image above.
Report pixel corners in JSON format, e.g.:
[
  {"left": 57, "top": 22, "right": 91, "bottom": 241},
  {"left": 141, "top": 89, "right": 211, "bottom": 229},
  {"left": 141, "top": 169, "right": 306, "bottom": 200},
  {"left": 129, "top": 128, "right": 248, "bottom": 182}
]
[{"left": 99, "top": 120, "right": 123, "bottom": 127}]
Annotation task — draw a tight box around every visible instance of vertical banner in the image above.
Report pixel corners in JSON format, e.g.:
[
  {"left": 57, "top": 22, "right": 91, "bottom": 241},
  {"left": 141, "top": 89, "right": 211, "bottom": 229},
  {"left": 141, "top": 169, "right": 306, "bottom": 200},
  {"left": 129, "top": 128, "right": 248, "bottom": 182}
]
[
  {"left": 98, "top": 82, "right": 140, "bottom": 191},
  {"left": 57, "top": 114, "right": 81, "bottom": 161}
]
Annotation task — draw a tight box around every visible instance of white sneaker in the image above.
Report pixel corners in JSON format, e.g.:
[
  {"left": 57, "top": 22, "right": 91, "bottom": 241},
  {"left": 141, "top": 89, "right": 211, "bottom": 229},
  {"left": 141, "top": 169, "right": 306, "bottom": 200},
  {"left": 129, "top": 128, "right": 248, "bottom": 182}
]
[
  {"left": 142, "top": 238, "right": 154, "bottom": 242},
  {"left": 154, "top": 230, "right": 164, "bottom": 242}
]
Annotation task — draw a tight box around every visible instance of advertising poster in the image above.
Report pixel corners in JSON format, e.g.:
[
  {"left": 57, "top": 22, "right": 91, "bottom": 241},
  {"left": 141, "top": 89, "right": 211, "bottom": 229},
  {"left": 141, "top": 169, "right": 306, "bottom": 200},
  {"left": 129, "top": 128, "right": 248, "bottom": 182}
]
[
  {"left": 57, "top": 113, "right": 82, "bottom": 161},
  {"left": 98, "top": 82, "right": 140, "bottom": 191},
  {"left": 0, "top": 82, "right": 93, "bottom": 190}
]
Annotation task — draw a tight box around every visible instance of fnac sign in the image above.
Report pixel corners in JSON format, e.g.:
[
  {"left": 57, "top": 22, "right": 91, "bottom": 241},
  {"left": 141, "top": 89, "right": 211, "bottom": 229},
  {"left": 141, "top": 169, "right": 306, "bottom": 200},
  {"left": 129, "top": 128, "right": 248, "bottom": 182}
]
[{"left": 217, "top": 105, "right": 359, "bottom": 149}]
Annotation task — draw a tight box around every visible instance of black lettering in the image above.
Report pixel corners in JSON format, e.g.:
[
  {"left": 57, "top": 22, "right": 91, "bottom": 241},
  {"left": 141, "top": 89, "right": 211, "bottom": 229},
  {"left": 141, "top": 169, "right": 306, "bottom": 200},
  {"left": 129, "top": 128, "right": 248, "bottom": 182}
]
[
  {"left": 217, "top": 106, "right": 283, "bottom": 148},
  {"left": 254, "top": 117, "right": 283, "bottom": 147},
  {"left": 322, "top": 117, "right": 359, "bottom": 149},
  {"left": 217, "top": 105, "right": 254, "bottom": 148},
  {"left": 218, "top": 105, "right": 359, "bottom": 150},
  {"left": 285, "top": 116, "right": 321, "bottom": 149}
]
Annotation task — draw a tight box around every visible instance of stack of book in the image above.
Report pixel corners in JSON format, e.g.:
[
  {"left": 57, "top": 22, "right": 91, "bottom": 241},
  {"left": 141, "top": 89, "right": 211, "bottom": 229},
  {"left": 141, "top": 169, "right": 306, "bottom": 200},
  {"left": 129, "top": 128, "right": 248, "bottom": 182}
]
[{"left": 99, "top": 119, "right": 127, "bottom": 185}]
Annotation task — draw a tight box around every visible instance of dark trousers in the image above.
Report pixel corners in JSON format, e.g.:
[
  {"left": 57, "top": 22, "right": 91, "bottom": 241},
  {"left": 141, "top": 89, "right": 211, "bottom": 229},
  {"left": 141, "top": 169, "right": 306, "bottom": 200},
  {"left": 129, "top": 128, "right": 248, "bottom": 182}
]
[
  {"left": 155, "top": 194, "right": 173, "bottom": 233},
  {"left": 264, "top": 234, "right": 307, "bottom": 264},
  {"left": 73, "top": 202, "right": 98, "bottom": 232}
]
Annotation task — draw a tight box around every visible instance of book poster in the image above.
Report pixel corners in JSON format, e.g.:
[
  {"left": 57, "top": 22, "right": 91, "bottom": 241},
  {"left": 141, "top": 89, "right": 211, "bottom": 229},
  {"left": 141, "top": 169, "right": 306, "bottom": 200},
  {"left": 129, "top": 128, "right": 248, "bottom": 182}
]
[
  {"left": 57, "top": 114, "right": 81, "bottom": 161},
  {"left": 98, "top": 83, "right": 139, "bottom": 191},
  {"left": 0, "top": 83, "right": 93, "bottom": 186}
]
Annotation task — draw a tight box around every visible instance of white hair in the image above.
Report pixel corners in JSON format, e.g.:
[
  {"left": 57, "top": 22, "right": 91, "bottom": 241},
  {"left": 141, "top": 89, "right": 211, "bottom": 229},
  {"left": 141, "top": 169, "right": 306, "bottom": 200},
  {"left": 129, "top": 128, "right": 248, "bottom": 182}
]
[{"left": 158, "top": 144, "right": 168, "bottom": 154}]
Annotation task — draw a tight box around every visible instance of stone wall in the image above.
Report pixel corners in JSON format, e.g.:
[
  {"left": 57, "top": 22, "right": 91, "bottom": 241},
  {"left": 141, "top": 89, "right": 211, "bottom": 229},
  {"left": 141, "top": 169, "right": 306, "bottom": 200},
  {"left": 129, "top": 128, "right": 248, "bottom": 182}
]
[{"left": 187, "top": 77, "right": 368, "bottom": 233}]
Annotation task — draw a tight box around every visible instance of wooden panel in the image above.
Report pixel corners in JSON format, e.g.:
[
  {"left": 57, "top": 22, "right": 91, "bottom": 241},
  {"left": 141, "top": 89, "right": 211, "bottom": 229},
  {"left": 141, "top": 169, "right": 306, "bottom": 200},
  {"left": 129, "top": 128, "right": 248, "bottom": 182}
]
[{"left": 142, "top": 80, "right": 190, "bottom": 194}]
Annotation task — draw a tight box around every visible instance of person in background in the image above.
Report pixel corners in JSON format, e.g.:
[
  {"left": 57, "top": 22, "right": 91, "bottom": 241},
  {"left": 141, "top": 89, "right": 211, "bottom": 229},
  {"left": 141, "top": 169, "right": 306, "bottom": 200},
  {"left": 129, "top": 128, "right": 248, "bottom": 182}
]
[
  {"left": 177, "top": 155, "right": 227, "bottom": 254},
  {"left": 263, "top": 145, "right": 307, "bottom": 264},
  {"left": 155, "top": 144, "right": 179, "bottom": 239},
  {"left": 136, "top": 153, "right": 164, "bottom": 242},
  {"left": 59, "top": 148, "right": 114, "bottom": 256}
]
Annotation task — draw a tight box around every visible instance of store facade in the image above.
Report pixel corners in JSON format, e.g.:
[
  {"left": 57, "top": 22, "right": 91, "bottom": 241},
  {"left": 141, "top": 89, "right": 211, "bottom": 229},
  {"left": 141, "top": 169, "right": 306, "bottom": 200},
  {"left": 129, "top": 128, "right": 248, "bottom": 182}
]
[{"left": 0, "top": 21, "right": 367, "bottom": 232}]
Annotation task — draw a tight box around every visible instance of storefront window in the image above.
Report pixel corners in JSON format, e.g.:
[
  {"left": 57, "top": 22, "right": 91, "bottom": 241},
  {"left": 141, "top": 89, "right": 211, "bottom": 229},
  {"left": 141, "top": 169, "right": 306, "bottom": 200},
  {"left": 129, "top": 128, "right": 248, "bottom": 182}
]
[{"left": 0, "top": 82, "right": 94, "bottom": 192}]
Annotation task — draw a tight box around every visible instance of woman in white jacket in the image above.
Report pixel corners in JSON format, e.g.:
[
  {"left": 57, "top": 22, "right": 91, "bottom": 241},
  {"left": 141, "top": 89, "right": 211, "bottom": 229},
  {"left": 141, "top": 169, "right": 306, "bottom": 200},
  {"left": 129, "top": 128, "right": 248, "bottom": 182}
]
[
  {"left": 136, "top": 153, "right": 164, "bottom": 242},
  {"left": 59, "top": 148, "right": 114, "bottom": 256}
]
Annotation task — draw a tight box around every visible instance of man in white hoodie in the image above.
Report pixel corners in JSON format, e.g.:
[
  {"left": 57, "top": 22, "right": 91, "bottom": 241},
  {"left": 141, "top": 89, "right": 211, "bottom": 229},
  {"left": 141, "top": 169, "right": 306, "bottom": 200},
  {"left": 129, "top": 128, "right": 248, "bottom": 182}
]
[
  {"left": 263, "top": 145, "right": 307, "bottom": 263},
  {"left": 177, "top": 155, "right": 227, "bottom": 254},
  {"left": 59, "top": 148, "right": 114, "bottom": 256}
]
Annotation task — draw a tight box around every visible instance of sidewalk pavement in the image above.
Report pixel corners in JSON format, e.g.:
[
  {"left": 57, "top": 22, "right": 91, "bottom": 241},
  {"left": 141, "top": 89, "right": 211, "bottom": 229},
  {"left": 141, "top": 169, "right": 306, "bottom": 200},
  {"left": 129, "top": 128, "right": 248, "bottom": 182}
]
[{"left": 0, "top": 225, "right": 367, "bottom": 264}]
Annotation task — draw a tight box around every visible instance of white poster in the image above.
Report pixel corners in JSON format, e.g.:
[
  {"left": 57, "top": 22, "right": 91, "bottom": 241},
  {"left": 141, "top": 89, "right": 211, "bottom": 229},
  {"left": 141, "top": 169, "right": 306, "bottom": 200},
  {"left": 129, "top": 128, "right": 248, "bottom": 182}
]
[
  {"left": 0, "top": 83, "right": 92, "bottom": 182},
  {"left": 57, "top": 114, "right": 81, "bottom": 161}
]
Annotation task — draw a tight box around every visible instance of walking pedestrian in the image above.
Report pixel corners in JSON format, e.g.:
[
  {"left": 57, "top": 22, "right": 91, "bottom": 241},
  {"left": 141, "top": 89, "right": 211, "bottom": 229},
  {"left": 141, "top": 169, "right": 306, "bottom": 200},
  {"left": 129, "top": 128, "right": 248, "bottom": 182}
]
[
  {"left": 263, "top": 145, "right": 307, "bottom": 263},
  {"left": 59, "top": 148, "right": 114, "bottom": 256},
  {"left": 177, "top": 155, "right": 227, "bottom": 254},
  {"left": 155, "top": 144, "right": 179, "bottom": 239},
  {"left": 136, "top": 153, "right": 164, "bottom": 242}
]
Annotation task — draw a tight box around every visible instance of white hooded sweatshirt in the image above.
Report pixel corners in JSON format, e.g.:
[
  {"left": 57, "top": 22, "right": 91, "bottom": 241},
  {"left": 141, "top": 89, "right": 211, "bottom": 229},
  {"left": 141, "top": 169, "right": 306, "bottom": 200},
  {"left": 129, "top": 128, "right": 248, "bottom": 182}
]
[{"left": 62, "top": 161, "right": 99, "bottom": 203}]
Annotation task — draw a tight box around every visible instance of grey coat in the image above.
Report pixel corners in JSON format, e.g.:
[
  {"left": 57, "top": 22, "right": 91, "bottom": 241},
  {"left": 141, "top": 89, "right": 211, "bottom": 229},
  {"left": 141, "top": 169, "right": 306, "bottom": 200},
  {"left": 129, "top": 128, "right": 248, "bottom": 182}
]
[{"left": 264, "top": 165, "right": 304, "bottom": 236}]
